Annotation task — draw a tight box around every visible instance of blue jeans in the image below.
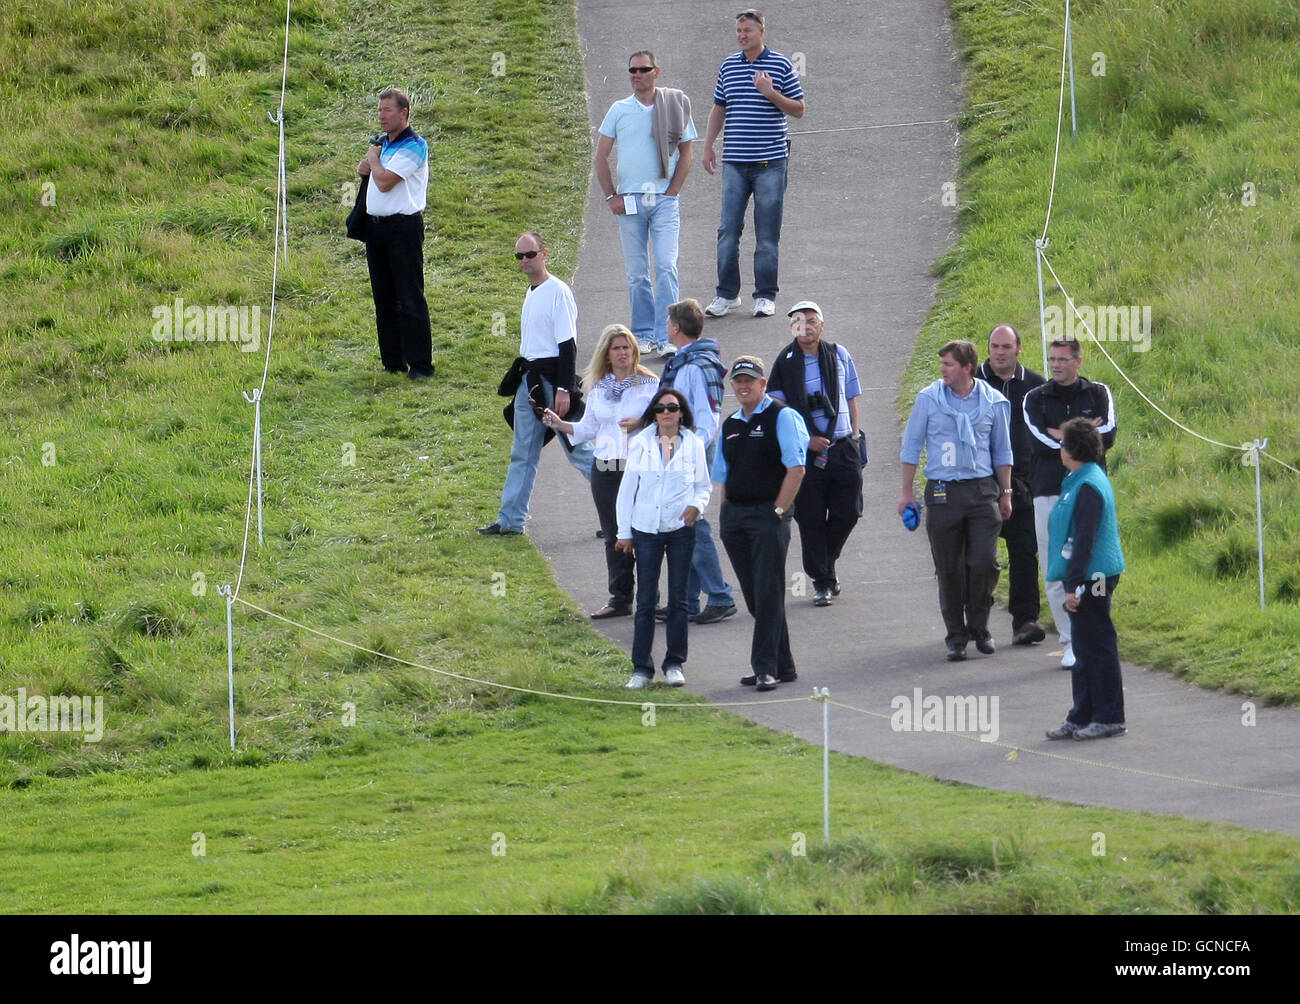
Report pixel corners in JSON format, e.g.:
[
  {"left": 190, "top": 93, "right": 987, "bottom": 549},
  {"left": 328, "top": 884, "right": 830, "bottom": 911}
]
[
  {"left": 716, "top": 158, "right": 788, "bottom": 301},
  {"left": 498, "top": 376, "right": 595, "bottom": 531},
  {"left": 631, "top": 524, "right": 696, "bottom": 677},
  {"left": 686, "top": 439, "right": 734, "bottom": 613},
  {"left": 616, "top": 193, "right": 680, "bottom": 349}
]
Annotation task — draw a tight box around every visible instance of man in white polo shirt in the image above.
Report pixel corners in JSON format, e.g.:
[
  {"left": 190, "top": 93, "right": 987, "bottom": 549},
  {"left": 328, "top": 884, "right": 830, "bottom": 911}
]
[
  {"left": 595, "top": 50, "right": 697, "bottom": 357},
  {"left": 357, "top": 87, "right": 434, "bottom": 380}
]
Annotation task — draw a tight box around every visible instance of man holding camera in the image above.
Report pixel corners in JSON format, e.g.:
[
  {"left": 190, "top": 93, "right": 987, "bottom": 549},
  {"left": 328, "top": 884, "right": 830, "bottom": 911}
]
[
  {"left": 766, "top": 301, "right": 864, "bottom": 607},
  {"left": 357, "top": 87, "right": 435, "bottom": 379}
]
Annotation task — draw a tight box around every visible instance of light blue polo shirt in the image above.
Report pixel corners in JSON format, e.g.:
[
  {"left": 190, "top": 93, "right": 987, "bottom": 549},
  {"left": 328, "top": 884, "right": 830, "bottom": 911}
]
[{"left": 598, "top": 94, "right": 698, "bottom": 195}]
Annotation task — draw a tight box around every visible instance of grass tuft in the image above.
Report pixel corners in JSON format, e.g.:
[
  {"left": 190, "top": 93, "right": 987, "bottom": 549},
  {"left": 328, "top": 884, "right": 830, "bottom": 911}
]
[
  {"left": 119, "top": 601, "right": 184, "bottom": 638},
  {"left": 641, "top": 876, "right": 780, "bottom": 916}
]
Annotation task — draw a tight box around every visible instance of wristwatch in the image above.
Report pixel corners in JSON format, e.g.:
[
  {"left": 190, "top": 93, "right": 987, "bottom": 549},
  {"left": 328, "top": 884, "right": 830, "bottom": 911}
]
[
  {"left": 1001, "top": 489, "right": 1013, "bottom": 495},
  {"left": 774, "top": 506, "right": 786, "bottom": 517}
]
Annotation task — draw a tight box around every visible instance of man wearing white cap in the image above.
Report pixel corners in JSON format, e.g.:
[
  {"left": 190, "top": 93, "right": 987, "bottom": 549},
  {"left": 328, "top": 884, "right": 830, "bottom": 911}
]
[{"left": 766, "top": 301, "right": 865, "bottom": 606}]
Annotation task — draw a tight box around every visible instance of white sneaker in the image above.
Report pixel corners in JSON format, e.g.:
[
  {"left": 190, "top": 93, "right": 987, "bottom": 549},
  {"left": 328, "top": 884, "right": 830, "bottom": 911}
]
[
  {"left": 664, "top": 666, "right": 686, "bottom": 687},
  {"left": 657, "top": 343, "right": 677, "bottom": 357},
  {"left": 753, "top": 297, "right": 776, "bottom": 317},
  {"left": 625, "top": 673, "right": 650, "bottom": 690},
  {"left": 705, "top": 296, "right": 741, "bottom": 317},
  {"left": 1060, "top": 642, "right": 1076, "bottom": 669}
]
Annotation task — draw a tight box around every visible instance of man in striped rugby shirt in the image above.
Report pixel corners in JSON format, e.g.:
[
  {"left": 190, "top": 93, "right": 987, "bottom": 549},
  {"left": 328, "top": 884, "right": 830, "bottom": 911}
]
[{"left": 701, "top": 9, "right": 805, "bottom": 320}]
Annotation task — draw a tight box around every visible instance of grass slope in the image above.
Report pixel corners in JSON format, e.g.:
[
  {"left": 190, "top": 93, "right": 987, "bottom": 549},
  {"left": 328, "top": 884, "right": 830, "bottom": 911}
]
[
  {"left": 906, "top": 0, "right": 1300, "bottom": 701},
  {"left": 0, "top": 0, "right": 1297, "bottom": 914},
  {"left": 5, "top": 718, "right": 1299, "bottom": 914}
]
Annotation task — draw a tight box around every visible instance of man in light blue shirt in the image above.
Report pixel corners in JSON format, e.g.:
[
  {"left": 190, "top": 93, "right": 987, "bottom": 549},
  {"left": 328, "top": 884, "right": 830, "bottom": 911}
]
[
  {"left": 899, "top": 340, "right": 1013, "bottom": 661},
  {"left": 595, "top": 51, "right": 697, "bottom": 355}
]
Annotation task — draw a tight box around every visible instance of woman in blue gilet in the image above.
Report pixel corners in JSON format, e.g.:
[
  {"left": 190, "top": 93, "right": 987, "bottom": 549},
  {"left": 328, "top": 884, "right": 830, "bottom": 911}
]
[{"left": 1044, "top": 418, "right": 1127, "bottom": 741}]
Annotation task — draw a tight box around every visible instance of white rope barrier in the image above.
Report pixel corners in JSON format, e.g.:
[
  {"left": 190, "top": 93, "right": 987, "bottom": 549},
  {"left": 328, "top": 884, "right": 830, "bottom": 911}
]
[
  {"left": 1039, "top": 8, "right": 1070, "bottom": 246},
  {"left": 1028, "top": 4, "right": 1294, "bottom": 608},
  {"left": 231, "top": 594, "right": 816, "bottom": 708},
  {"left": 230, "top": 424, "right": 260, "bottom": 601},
  {"left": 1065, "top": 0, "right": 1077, "bottom": 138},
  {"left": 224, "top": 0, "right": 293, "bottom": 744},
  {"left": 1039, "top": 252, "right": 1278, "bottom": 610},
  {"left": 1038, "top": 255, "right": 1248, "bottom": 453}
]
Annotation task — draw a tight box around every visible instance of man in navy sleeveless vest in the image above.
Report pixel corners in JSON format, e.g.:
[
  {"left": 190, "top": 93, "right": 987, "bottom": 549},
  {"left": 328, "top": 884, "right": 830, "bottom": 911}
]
[{"left": 712, "top": 356, "right": 809, "bottom": 690}]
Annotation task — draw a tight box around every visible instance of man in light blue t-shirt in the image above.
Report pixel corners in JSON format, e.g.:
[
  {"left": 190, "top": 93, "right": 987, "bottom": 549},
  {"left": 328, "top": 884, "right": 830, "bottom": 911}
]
[{"left": 595, "top": 50, "right": 697, "bottom": 356}]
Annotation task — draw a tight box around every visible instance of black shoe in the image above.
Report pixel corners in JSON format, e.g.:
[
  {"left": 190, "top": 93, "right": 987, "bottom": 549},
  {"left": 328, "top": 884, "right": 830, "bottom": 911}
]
[
  {"left": 477, "top": 522, "right": 521, "bottom": 536},
  {"left": 754, "top": 674, "right": 779, "bottom": 692},
  {"left": 740, "top": 674, "right": 756, "bottom": 687},
  {"left": 692, "top": 604, "right": 737, "bottom": 624},
  {"left": 777, "top": 671, "right": 798, "bottom": 684},
  {"left": 1013, "top": 622, "right": 1046, "bottom": 645},
  {"left": 384, "top": 364, "right": 408, "bottom": 374},
  {"left": 830, "top": 580, "right": 841, "bottom": 597},
  {"left": 974, "top": 632, "right": 995, "bottom": 655},
  {"left": 595, "top": 528, "right": 605, "bottom": 539},
  {"left": 813, "top": 587, "right": 832, "bottom": 607},
  {"left": 654, "top": 605, "right": 668, "bottom": 622},
  {"left": 946, "top": 641, "right": 968, "bottom": 662},
  {"left": 407, "top": 365, "right": 435, "bottom": 380},
  {"left": 590, "top": 605, "right": 631, "bottom": 620}
]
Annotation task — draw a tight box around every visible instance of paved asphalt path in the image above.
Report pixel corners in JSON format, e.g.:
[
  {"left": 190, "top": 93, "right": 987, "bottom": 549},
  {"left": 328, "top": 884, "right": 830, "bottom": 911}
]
[{"left": 519, "top": 1, "right": 1300, "bottom": 837}]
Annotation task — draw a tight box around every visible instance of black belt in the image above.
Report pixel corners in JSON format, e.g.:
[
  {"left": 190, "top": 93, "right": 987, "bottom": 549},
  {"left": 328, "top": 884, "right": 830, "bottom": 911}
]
[{"left": 367, "top": 212, "right": 422, "bottom": 223}]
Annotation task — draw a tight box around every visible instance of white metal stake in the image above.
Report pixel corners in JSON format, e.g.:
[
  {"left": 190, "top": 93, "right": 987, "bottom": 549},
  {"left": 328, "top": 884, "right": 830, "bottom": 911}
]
[
  {"left": 220, "top": 586, "right": 236, "bottom": 751},
  {"left": 1253, "top": 438, "right": 1268, "bottom": 611},
  {"left": 815, "top": 687, "right": 830, "bottom": 845},
  {"left": 1035, "top": 239, "right": 1051, "bottom": 374},
  {"left": 243, "top": 388, "right": 264, "bottom": 548},
  {"left": 1066, "top": 0, "right": 1077, "bottom": 138}
]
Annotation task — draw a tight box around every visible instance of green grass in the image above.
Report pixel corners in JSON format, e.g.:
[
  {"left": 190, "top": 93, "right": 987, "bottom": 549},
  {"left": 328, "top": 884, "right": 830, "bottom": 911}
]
[
  {"left": 4, "top": 712, "right": 1298, "bottom": 914},
  {"left": 913, "top": 0, "right": 1300, "bottom": 702},
  {"left": 0, "top": 0, "right": 599, "bottom": 785},
  {"left": 1, "top": 0, "right": 1299, "bottom": 914}
]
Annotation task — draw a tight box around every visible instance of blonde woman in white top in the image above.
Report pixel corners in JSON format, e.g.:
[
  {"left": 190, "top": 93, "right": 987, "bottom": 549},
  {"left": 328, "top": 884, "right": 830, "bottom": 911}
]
[
  {"left": 542, "top": 324, "right": 658, "bottom": 618},
  {"left": 614, "top": 387, "right": 712, "bottom": 688}
]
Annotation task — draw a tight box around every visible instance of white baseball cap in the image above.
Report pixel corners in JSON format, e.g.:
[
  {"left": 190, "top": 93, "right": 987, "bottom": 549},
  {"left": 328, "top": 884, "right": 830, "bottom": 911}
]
[{"left": 787, "top": 300, "right": 823, "bottom": 320}]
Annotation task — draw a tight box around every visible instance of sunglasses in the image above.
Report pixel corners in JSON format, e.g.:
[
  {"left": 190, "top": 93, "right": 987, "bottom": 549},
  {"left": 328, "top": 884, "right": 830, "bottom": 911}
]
[
  {"left": 514, "top": 249, "right": 541, "bottom": 260},
  {"left": 653, "top": 403, "right": 682, "bottom": 414},
  {"left": 628, "top": 66, "right": 656, "bottom": 74}
]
